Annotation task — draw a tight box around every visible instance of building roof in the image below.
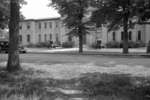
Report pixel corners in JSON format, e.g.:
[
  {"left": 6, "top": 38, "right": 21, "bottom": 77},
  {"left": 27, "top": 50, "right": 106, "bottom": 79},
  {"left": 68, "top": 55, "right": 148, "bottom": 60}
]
[{"left": 20, "top": 17, "right": 61, "bottom": 22}]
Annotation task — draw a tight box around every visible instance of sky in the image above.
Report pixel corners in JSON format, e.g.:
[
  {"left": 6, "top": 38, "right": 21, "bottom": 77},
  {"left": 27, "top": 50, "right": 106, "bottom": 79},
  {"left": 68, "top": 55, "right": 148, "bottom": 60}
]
[{"left": 20, "top": 0, "right": 60, "bottom": 19}]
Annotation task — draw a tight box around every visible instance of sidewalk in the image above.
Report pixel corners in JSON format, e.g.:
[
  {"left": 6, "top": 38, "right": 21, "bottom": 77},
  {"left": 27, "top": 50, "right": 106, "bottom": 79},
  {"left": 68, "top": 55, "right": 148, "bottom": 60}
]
[{"left": 26, "top": 47, "right": 150, "bottom": 57}]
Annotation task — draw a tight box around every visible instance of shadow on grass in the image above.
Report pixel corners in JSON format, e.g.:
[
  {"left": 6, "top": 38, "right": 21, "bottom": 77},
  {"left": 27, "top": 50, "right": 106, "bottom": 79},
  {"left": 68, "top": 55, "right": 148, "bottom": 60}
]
[
  {"left": 0, "top": 66, "right": 150, "bottom": 100},
  {"left": 79, "top": 73, "right": 150, "bottom": 100}
]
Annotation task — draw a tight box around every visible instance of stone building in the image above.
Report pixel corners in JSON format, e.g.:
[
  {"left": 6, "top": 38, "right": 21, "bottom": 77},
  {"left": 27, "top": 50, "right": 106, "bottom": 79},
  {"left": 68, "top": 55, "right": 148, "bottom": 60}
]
[
  {"left": 19, "top": 17, "right": 102, "bottom": 47},
  {"left": 105, "top": 23, "right": 150, "bottom": 45}
]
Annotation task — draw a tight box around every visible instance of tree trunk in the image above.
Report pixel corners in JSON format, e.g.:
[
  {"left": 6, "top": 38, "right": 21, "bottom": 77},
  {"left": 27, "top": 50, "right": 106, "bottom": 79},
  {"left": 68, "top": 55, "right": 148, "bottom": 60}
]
[
  {"left": 7, "top": 0, "right": 21, "bottom": 72},
  {"left": 79, "top": 32, "right": 83, "bottom": 53},
  {"left": 122, "top": 10, "right": 129, "bottom": 54}
]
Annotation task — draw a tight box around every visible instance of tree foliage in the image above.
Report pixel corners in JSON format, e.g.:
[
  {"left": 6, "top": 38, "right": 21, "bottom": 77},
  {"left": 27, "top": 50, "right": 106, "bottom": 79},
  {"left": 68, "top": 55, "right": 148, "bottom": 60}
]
[
  {"left": 0, "top": 0, "right": 26, "bottom": 29},
  {"left": 51, "top": 0, "right": 92, "bottom": 53},
  {"left": 91, "top": 0, "right": 149, "bottom": 53}
]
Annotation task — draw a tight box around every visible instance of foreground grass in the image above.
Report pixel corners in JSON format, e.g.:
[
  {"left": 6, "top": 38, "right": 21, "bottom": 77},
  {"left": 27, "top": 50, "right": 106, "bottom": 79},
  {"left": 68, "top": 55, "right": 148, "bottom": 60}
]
[{"left": 0, "top": 65, "right": 150, "bottom": 100}]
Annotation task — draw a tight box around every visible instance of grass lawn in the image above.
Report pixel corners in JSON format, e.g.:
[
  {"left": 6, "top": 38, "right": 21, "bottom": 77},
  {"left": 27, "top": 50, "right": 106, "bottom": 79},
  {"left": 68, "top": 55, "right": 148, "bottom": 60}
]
[{"left": 0, "top": 54, "right": 150, "bottom": 100}]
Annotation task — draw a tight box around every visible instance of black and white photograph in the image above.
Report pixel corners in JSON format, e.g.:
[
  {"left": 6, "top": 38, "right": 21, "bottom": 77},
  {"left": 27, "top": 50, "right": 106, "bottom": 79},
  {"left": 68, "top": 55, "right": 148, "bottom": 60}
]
[{"left": 0, "top": 0, "right": 150, "bottom": 100}]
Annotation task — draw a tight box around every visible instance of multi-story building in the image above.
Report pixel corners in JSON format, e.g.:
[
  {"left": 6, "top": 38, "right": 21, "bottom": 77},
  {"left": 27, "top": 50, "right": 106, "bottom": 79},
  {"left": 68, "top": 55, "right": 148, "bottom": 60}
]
[
  {"left": 19, "top": 18, "right": 63, "bottom": 45},
  {"left": 0, "top": 29, "right": 8, "bottom": 41},
  {"left": 19, "top": 17, "right": 102, "bottom": 47},
  {"left": 104, "top": 23, "right": 150, "bottom": 45},
  {"left": 7, "top": 17, "right": 150, "bottom": 47}
]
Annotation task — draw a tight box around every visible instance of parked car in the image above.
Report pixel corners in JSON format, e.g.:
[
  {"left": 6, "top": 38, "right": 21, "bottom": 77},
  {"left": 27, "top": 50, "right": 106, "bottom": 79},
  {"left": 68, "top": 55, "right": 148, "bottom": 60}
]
[{"left": 0, "top": 40, "right": 27, "bottom": 53}]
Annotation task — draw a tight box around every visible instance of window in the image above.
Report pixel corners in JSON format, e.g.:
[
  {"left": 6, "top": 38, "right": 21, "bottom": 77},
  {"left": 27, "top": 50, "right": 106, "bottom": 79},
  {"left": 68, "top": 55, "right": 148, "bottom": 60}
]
[
  {"left": 27, "top": 34, "right": 30, "bottom": 42},
  {"left": 56, "top": 33, "right": 59, "bottom": 42},
  {"left": 50, "top": 34, "right": 52, "bottom": 40},
  {"left": 19, "top": 25, "right": 22, "bottom": 30},
  {"left": 56, "top": 21, "right": 58, "bottom": 28},
  {"left": 128, "top": 31, "right": 132, "bottom": 40},
  {"left": 68, "top": 36, "right": 72, "bottom": 42},
  {"left": 19, "top": 35, "right": 22, "bottom": 43},
  {"left": 112, "top": 32, "right": 116, "bottom": 41},
  {"left": 121, "top": 31, "right": 124, "bottom": 40},
  {"left": 49, "top": 22, "right": 52, "bottom": 28},
  {"left": 39, "top": 23, "right": 41, "bottom": 29},
  {"left": 44, "top": 22, "right": 47, "bottom": 29},
  {"left": 45, "top": 34, "right": 47, "bottom": 42},
  {"left": 138, "top": 31, "right": 141, "bottom": 41},
  {"left": 27, "top": 24, "right": 30, "bottom": 29},
  {"left": 83, "top": 34, "right": 86, "bottom": 44},
  {"left": 38, "top": 34, "right": 41, "bottom": 42}
]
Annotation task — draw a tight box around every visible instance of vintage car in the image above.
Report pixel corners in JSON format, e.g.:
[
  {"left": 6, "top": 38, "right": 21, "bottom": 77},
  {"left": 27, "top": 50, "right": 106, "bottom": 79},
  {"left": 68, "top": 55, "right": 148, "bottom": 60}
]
[{"left": 0, "top": 40, "right": 27, "bottom": 53}]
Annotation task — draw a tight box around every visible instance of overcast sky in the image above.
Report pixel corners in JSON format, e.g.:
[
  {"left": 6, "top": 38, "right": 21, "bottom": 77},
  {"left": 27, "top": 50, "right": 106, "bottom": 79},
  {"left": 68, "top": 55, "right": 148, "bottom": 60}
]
[{"left": 20, "top": 0, "right": 60, "bottom": 19}]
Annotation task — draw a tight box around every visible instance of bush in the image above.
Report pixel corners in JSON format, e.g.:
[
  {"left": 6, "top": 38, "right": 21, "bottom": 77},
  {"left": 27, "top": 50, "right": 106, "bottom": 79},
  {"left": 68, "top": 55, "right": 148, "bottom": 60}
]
[
  {"left": 36, "top": 42, "right": 50, "bottom": 48},
  {"left": 106, "top": 41, "right": 121, "bottom": 48},
  {"left": 27, "top": 42, "right": 51, "bottom": 48},
  {"left": 62, "top": 41, "right": 74, "bottom": 48},
  {"left": 106, "top": 41, "right": 146, "bottom": 48}
]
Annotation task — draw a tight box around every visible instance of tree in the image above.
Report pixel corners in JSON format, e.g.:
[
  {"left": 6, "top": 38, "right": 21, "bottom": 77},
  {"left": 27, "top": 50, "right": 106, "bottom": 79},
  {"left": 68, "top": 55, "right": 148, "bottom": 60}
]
[
  {"left": 0, "top": 0, "right": 26, "bottom": 29},
  {"left": 0, "top": 0, "right": 9, "bottom": 29},
  {"left": 51, "top": 0, "right": 91, "bottom": 53},
  {"left": 0, "top": 0, "right": 26, "bottom": 72},
  {"left": 7, "top": 0, "right": 20, "bottom": 72},
  {"left": 91, "top": 0, "right": 147, "bottom": 54}
]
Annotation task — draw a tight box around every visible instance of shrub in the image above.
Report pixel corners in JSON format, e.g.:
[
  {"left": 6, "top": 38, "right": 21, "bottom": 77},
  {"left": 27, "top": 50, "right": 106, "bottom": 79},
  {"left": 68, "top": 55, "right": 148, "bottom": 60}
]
[
  {"left": 27, "top": 42, "right": 51, "bottom": 48},
  {"left": 106, "top": 41, "right": 146, "bottom": 48},
  {"left": 106, "top": 41, "right": 121, "bottom": 48},
  {"left": 62, "top": 41, "right": 74, "bottom": 48}
]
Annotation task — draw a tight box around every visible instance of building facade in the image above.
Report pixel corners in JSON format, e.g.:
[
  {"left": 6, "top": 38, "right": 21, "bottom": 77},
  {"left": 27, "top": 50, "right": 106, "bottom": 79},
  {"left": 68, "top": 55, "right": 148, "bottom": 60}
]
[
  {"left": 19, "top": 17, "right": 102, "bottom": 47},
  {"left": 16, "top": 17, "right": 150, "bottom": 47},
  {"left": 104, "top": 24, "right": 150, "bottom": 45}
]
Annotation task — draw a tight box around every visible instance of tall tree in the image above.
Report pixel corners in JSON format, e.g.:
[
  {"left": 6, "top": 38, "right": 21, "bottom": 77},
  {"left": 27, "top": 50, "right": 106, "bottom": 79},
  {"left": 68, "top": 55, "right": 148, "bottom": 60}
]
[
  {"left": 0, "top": 0, "right": 9, "bottom": 29},
  {"left": 7, "top": 0, "right": 20, "bottom": 72},
  {"left": 0, "top": 0, "right": 26, "bottom": 29},
  {"left": 51, "top": 0, "right": 91, "bottom": 53},
  {"left": 91, "top": 0, "right": 146, "bottom": 54}
]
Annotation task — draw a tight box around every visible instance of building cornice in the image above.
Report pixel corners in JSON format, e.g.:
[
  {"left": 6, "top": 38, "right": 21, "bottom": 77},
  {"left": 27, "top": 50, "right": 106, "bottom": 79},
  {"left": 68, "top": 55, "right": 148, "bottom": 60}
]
[{"left": 20, "top": 17, "right": 61, "bottom": 22}]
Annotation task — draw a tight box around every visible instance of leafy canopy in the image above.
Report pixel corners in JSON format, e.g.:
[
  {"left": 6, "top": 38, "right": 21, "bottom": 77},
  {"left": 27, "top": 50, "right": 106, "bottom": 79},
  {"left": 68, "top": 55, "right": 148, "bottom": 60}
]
[
  {"left": 91, "top": 0, "right": 149, "bottom": 31},
  {"left": 51, "top": 0, "right": 92, "bottom": 36}
]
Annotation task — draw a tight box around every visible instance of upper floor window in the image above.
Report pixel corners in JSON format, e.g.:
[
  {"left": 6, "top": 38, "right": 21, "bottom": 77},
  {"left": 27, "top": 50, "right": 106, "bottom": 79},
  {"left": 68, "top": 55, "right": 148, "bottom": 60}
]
[
  {"left": 128, "top": 31, "right": 132, "bottom": 40},
  {"left": 56, "top": 21, "right": 58, "bottom": 28},
  {"left": 112, "top": 32, "right": 116, "bottom": 41},
  {"left": 39, "top": 23, "right": 41, "bottom": 29},
  {"left": 49, "top": 22, "right": 52, "bottom": 28},
  {"left": 138, "top": 31, "right": 141, "bottom": 41},
  {"left": 44, "top": 22, "right": 47, "bottom": 29},
  {"left": 27, "top": 24, "right": 30, "bottom": 29}
]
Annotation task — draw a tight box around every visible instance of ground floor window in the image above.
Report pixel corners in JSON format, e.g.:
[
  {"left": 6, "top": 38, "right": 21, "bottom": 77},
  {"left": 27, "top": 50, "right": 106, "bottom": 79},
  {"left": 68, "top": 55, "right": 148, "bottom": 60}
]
[
  {"left": 112, "top": 32, "right": 116, "bottom": 41},
  {"left": 68, "top": 36, "right": 72, "bottom": 42},
  {"left": 128, "top": 31, "right": 132, "bottom": 40},
  {"left": 38, "top": 34, "right": 41, "bottom": 42},
  {"left": 19, "top": 35, "right": 22, "bottom": 43},
  {"left": 121, "top": 31, "right": 124, "bottom": 40},
  {"left": 138, "top": 31, "right": 141, "bottom": 41},
  {"left": 56, "top": 33, "right": 59, "bottom": 43},
  {"left": 27, "top": 34, "right": 30, "bottom": 42},
  {"left": 83, "top": 34, "right": 86, "bottom": 44},
  {"left": 50, "top": 34, "right": 52, "bottom": 41},
  {"left": 45, "top": 34, "right": 47, "bottom": 42}
]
